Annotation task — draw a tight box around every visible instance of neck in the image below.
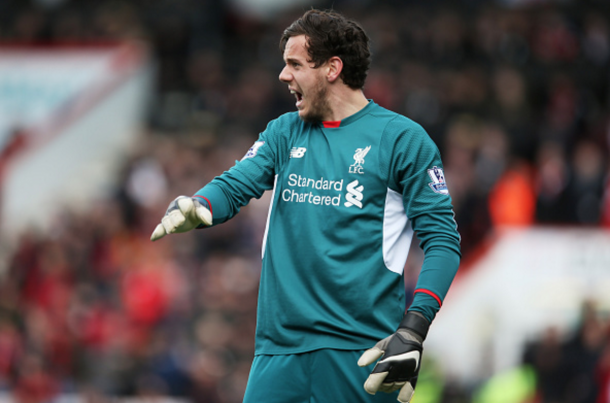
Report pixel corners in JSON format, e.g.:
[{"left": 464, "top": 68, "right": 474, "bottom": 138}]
[{"left": 323, "top": 87, "right": 369, "bottom": 122}]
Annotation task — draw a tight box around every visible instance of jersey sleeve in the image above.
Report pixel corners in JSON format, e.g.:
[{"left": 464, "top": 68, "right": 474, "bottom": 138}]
[
  {"left": 194, "top": 118, "right": 284, "bottom": 225},
  {"left": 382, "top": 117, "right": 461, "bottom": 323}
]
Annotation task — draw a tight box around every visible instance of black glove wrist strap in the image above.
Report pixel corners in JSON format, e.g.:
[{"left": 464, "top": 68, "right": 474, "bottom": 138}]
[{"left": 399, "top": 311, "right": 430, "bottom": 341}]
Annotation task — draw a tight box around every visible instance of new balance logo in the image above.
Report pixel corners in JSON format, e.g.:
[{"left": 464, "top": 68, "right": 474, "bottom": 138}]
[
  {"left": 290, "top": 147, "right": 307, "bottom": 158},
  {"left": 344, "top": 180, "right": 364, "bottom": 208}
]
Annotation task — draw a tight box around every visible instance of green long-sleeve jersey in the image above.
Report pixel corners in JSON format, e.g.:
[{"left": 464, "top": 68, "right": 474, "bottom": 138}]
[{"left": 195, "top": 101, "right": 461, "bottom": 355}]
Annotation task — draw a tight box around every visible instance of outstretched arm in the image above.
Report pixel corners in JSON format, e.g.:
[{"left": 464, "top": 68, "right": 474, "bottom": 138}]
[{"left": 150, "top": 119, "right": 283, "bottom": 239}]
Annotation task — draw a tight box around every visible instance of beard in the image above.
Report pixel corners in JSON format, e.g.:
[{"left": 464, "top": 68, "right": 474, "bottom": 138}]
[{"left": 300, "top": 80, "right": 332, "bottom": 123}]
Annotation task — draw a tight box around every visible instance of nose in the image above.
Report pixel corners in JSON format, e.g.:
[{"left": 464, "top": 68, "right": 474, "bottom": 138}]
[{"left": 279, "top": 65, "right": 291, "bottom": 83}]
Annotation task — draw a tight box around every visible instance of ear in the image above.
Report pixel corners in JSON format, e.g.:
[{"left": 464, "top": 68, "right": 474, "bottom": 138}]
[{"left": 326, "top": 56, "right": 343, "bottom": 83}]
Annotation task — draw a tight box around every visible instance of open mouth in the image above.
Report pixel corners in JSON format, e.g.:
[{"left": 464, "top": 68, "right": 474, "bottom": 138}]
[{"left": 290, "top": 89, "right": 303, "bottom": 107}]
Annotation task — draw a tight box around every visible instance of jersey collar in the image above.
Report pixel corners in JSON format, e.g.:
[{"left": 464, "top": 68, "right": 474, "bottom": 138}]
[{"left": 321, "top": 100, "right": 376, "bottom": 129}]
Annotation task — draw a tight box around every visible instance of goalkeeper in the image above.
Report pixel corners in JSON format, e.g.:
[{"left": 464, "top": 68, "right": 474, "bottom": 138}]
[{"left": 151, "top": 9, "right": 460, "bottom": 403}]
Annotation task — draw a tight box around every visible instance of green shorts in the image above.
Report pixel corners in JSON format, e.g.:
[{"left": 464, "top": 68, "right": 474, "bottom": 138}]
[{"left": 243, "top": 349, "right": 399, "bottom": 403}]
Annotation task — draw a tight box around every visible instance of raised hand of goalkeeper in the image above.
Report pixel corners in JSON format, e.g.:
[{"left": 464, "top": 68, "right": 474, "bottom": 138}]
[
  {"left": 150, "top": 196, "right": 212, "bottom": 241},
  {"left": 358, "top": 311, "right": 429, "bottom": 403}
]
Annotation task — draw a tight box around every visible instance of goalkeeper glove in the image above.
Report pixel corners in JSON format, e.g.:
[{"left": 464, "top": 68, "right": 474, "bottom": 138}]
[
  {"left": 358, "top": 311, "right": 429, "bottom": 403},
  {"left": 150, "top": 196, "right": 212, "bottom": 241}
]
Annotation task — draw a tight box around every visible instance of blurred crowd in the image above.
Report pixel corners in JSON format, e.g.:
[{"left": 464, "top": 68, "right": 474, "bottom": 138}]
[
  {"left": 1, "top": 0, "right": 610, "bottom": 401},
  {"left": 521, "top": 301, "right": 610, "bottom": 403}
]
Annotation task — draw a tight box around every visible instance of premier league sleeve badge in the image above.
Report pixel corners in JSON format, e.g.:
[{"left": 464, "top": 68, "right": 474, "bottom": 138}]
[{"left": 427, "top": 166, "right": 449, "bottom": 195}]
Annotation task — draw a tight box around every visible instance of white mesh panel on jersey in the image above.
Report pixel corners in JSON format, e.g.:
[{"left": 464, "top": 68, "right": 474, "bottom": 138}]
[
  {"left": 261, "top": 175, "right": 278, "bottom": 259},
  {"left": 383, "top": 188, "right": 414, "bottom": 274}
]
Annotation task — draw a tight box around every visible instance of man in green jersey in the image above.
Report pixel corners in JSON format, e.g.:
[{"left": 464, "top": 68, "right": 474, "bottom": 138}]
[{"left": 151, "top": 9, "right": 460, "bottom": 403}]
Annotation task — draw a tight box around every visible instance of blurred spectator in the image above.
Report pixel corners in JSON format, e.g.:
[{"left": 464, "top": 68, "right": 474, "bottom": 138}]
[
  {"left": 488, "top": 159, "right": 536, "bottom": 227},
  {"left": 535, "top": 141, "right": 571, "bottom": 222},
  {"left": 522, "top": 326, "right": 566, "bottom": 403},
  {"left": 523, "top": 301, "right": 609, "bottom": 403},
  {"left": 597, "top": 344, "right": 610, "bottom": 403},
  {"left": 565, "top": 140, "right": 606, "bottom": 224},
  {"left": 472, "top": 365, "right": 537, "bottom": 403}
]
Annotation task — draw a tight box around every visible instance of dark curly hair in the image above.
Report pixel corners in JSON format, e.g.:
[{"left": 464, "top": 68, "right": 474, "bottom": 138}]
[{"left": 279, "top": 9, "right": 371, "bottom": 90}]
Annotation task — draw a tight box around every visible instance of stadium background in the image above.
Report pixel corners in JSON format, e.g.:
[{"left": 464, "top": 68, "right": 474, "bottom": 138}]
[{"left": 0, "top": 0, "right": 609, "bottom": 402}]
